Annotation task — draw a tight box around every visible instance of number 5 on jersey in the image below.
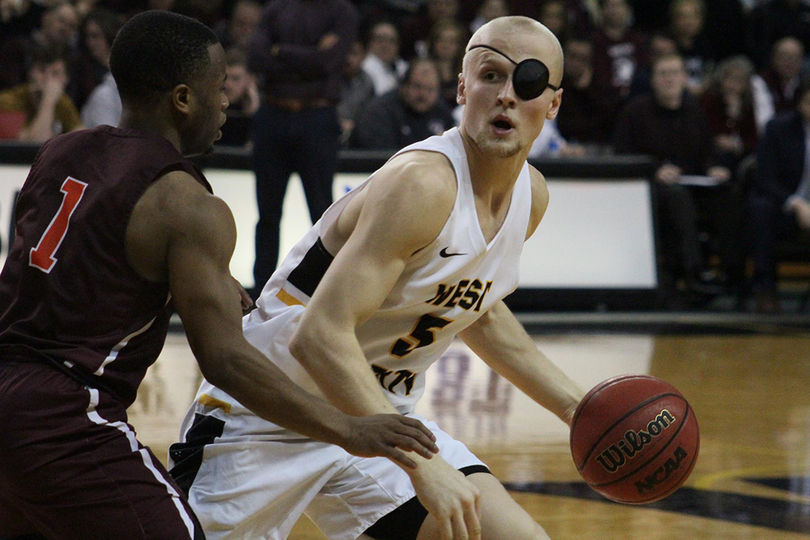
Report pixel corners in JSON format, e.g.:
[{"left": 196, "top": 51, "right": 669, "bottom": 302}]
[
  {"left": 29, "top": 177, "right": 88, "bottom": 273},
  {"left": 391, "top": 314, "right": 453, "bottom": 358}
]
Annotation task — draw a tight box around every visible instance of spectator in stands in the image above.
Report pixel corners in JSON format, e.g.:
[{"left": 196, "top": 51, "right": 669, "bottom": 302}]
[
  {"left": 0, "top": 0, "right": 40, "bottom": 40},
  {"left": 350, "top": 58, "right": 455, "bottom": 150},
  {"left": 79, "top": 50, "right": 121, "bottom": 129},
  {"left": 700, "top": 56, "right": 759, "bottom": 173},
  {"left": 214, "top": 0, "right": 263, "bottom": 55},
  {"left": 0, "top": 44, "right": 82, "bottom": 142},
  {"left": 469, "top": 0, "right": 509, "bottom": 33},
  {"left": 746, "top": 0, "right": 810, "bottom": 70},
  {"left": 556, "top": 36, "right": 619, "bottom": 146},
  {"left": 426, "top": 20, "right": 466, "bottom": 110},
  {"left": 751, "top": 36, "right": 805, "bottom": 133},
  {"left": 510, "top": 0, "right": 595, "bottom": 35},
  {"left": 627, "top": 31, "right": 678, "bottom": 101},
  {"left": 400, "top": 0, "right": 460, "bottom": 59},
  {"left": 668, "top": 0, "right": 712, "bottom": 92},
  {"left": 591, "top": 0, "right": 647, "bottom": 100},
  {"left": 81, "top": 68, "right": 121, "bottom": 129},
  {"left": 749, "top": 80, "right": 810, "bottom": 313},
  {"left": 218, "top": 48, "right": 259, "bottom": 147},
  {"left": 630, "top": 0, "right": 746, "bottom": 60},
  {"left": 537, "top": 0, "right": 570, "bottom": 43},
  {"left": 338, "top": 39, "right": 375, "bottom": 145},
  {"left": 361, "top": 21, "right": 408, "bottom": 96},
  {"left": 351, "top": 0, "right": 419, "bottom": 32},
  {"left": 0, "top": 1, "right": 78, "bottom": 91},
  {"left": 614, "top": 54, "right": 743, "bottom": 298},
  {"left": 247, "top": 0, "right": 358, "bottom": 296},
  {"left": 566, "top": 0, "right": 598, "bottom": 37},
  {"left": 73, "top": 9, "right": 121, "bottom": 117}
]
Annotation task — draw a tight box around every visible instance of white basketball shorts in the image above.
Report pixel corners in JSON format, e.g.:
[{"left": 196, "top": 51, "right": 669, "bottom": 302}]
[{"left": 176, "top": 406, "right": 486, "bottom": 540}]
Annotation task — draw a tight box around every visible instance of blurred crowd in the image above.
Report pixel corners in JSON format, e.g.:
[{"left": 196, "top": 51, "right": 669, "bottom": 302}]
[{"left": 3, "top": 0, "right": 810, "bottom": 312}]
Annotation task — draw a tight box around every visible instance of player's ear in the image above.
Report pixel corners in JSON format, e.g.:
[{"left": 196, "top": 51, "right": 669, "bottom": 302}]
[
  {"left": 172, "top": 84, "right": 192, "bottom": 114},
  {"left": 545, "top": 87, "right": 562, "bottom": 120},
  {"left": 457, "top": 72, "right": 466, "bottom": 105}
]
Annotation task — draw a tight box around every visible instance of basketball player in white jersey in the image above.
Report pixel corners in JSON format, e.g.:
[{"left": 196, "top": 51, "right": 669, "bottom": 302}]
[{"left": 169, "top": 16, "right": 585, "bottom": 540}]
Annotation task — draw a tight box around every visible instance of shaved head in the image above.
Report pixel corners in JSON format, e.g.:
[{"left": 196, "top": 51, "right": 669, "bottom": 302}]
[{"left": 463, "top": 16, "right": 563, "bottom": 86}]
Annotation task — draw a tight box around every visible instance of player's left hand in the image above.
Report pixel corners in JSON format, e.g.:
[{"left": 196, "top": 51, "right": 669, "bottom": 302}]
[{"left": 341, "top": 414, "right": 439, "bottom": 469}]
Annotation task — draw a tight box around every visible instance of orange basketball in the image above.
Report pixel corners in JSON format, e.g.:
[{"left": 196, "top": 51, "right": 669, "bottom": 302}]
[{"left": 570, "top": 374, "right": 700, "bottom": 504}]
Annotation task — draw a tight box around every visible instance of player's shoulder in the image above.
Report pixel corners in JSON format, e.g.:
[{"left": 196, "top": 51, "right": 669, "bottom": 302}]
[
  {"left": 373, "top": 149, "right": 458, "bottom": 206},
  {"left": 142, "top": 169, "right": 233, "bottom": 233},
  {"left": 527, "top": 164, "right": 550, "bottom": 240},
  {"left": 528, "top": 164, "right": 549, "bottom": 207}
]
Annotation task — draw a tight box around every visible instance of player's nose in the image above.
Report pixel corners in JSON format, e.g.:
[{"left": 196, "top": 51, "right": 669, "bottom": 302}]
[{"left": 497, "top": 77, "right": 518, "bottom": 108}]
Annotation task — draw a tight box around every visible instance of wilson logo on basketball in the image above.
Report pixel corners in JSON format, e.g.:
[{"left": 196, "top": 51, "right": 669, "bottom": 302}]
[
  {"left": 635, "top": 446, "right": 689, "bottom": 494},
  {"left": 595, "top": 409, "right": 677, "bottom": 473}
]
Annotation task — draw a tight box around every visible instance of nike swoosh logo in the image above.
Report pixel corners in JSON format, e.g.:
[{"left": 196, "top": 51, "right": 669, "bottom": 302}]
[{"left": 440, "top": 247, "right": 466, "bottom": 258}]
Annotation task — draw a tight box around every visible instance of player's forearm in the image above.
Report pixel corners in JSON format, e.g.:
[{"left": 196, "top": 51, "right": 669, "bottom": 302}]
[
  {"left": 289, "top": 324, "right": 400, "bottom": 417},
  {"left": 207, "top": 342, "right": 355, "bottom": 446},
  {"left": 461, "top": 302, "right": 583, "bottom": 424},
  {"left": 499, "top": 348, "right": 584, "bottom": 425}
]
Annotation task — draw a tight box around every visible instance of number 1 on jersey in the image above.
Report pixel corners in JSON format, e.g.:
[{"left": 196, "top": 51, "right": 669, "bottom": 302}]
[{"left": 29, "top": 177, "right": 88, "bottom": 273}]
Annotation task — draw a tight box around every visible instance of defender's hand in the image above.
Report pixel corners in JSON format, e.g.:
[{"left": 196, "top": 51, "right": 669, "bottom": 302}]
[
  {"left": 410, "top": 457, "right": 482, "bottom": 540},
  {"left": 341, "top": 414, "right": 439, "bottom": 469}
]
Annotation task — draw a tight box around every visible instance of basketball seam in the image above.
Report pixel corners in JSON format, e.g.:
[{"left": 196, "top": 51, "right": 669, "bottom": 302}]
[
  {"left": 576, "top": 393, "right": 684, "bottom": 471},
  {"left": 570, "top": 375, "right": 651, "bottom": 432},
  {"left": 590, "top": 404, "right": 692, "bottom": 488}
]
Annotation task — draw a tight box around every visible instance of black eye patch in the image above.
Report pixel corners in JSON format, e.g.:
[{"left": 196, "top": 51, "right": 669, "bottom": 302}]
[{"left": 469, "top": 44, "right": 559, "bottom": 101}]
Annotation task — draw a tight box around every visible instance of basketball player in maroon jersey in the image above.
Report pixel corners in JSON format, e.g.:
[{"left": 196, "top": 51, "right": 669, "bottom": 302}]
[{"left": 0, "top": 11, "right": 437, "bottom": 540}]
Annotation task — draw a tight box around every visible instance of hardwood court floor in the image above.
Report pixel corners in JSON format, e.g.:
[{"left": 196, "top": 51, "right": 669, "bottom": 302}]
[{"left": 133, "top": 330, "right": 810, "bottom": 539}]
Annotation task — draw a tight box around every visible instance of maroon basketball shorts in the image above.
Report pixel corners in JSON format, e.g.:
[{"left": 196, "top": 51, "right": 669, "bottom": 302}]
[{"left": 0, "top": 360, "right": 204, "bottom": 540}]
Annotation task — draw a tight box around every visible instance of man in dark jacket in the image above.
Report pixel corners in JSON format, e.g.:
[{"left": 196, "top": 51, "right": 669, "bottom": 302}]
[
  {"left": 749, "top": 80, "right": 810, "bottom": 313},
  {"left": 248, "top": 0, "right": 358, "bottom": 297}
]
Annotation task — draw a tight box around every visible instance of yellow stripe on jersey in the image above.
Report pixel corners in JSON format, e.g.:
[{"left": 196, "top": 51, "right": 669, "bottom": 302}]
[
  {"left": 277, "top": 288, "right": 305, "bottom": 307},
  {"left": 198, "top": 393, "right": 232, "bottom": 413}
]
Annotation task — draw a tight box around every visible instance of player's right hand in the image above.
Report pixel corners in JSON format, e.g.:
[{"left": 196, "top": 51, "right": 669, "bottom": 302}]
[
  {"left": 341, "top": 414, "right": 439, "bottom": 469},
  {"left": 409, "top": 457, "right": 482, "bottom": 540}
]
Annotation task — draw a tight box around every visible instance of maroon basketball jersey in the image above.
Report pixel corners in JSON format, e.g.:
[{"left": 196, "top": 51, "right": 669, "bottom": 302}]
[{"left": 0, "top": 125, "right": 212, "bottom": 406}]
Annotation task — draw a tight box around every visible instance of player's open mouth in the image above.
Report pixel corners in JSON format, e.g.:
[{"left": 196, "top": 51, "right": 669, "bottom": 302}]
[{"left": 491, "top": 115, "right": 514, "bottom": 134}]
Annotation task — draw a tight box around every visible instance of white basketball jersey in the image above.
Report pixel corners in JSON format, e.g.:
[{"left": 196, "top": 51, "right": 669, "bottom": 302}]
[{"left": 206, "top": 128, "right": 532, "bottom": 414}]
